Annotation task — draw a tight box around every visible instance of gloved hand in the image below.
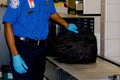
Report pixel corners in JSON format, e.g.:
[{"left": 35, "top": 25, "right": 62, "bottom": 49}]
[
  {"left": 67, "top": 24, "right": 79, "bottom": 33},
  {"left": 13, "top": 55, "right": 28, "bottom": 74}
]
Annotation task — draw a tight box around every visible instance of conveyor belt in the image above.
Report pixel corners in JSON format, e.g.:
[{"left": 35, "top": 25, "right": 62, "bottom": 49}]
[{"left": 46, "top": 57, "right": 120, "bottom": 80}]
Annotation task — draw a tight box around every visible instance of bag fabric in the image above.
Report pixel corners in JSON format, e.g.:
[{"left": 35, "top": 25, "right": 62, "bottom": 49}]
[{"left": 54, "top": 29, "right": 97, "bottom": 64}]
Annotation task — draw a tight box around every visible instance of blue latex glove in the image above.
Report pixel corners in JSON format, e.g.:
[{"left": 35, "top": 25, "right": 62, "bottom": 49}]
[
  {"left": 13, "top": 55, "right": 28, "bottom": 74},
  {"left": 67, "top": 24, "right": 79, "bottom": 33}
]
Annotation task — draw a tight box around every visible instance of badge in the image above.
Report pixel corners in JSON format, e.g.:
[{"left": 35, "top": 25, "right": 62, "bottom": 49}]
[
  {"left": 28, "top": 0, "right": 35, "bottom": 8},
  {"left": 9, "top": 0, "right": 20, "bottom": 9}
]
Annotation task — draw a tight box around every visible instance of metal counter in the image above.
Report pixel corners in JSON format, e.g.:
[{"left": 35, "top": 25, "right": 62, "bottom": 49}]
[{"left": 45, "top": 57, "right": 120, "bottom": 80}]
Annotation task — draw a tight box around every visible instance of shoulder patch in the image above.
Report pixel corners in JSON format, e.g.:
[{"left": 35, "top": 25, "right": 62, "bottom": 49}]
[{"left": 9, "top": 0, "right": 20, "bottom": 9}]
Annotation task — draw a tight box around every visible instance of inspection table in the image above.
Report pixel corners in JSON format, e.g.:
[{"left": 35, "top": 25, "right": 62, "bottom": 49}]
[{"left": 44, "top": 57, "right": 120, "bottom": 80}]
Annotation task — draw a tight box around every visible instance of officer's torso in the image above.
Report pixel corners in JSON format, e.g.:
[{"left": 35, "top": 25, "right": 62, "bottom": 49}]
[{"left": 13, "top": 0, "right": 52, "bottom": 40}]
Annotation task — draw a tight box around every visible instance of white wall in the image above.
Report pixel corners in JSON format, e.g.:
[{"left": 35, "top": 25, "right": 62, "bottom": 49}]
[
  {"left": 101, "top": 0, "right": 120, "bottom": 64},
  {"left": 83, "top": 0, "right": 101, "bottom": 14}
]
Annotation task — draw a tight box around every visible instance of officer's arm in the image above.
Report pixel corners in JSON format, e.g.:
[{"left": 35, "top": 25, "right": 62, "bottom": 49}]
[
  {"left": 4, "top": 22, "right": 18, "bottom": 56},
  {"left": 50, "top": 13, "right": 69, "bottom": 28},
  {"left": 50, "top": 13, "right": 79, "bottom": 33}
]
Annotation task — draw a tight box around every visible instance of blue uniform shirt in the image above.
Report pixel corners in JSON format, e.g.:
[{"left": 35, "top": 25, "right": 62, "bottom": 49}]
[{"left": 3, "top": 0, "right": 56, "bottom": 40}]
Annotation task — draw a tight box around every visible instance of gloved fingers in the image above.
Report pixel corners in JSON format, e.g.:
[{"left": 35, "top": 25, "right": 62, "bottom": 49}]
[
  {"left": 73, "top": 29, "right": 79, "bottom": 33},
  {"left": 13, "top": 55, "right": 28, "bottom": 74},
  {"left": 18, "top": 67, "right": 27, "bottom": 74},
  {"left": 14, "top": 65, "right": 27, "bottom": 74},
  {"left": 16, "top": 59, "right": 28, "bottom": 74},
  {"left": 68, "top": 28, "right": 79, "bottom": 33},
  {"left": 69, "top": 24, "right": 77, "bottom": 29},
  {"left": 69, "top": 27, "right": 79, "bottom": 33},
  {"left": 72, "top": 26, "right": 78, "bottom": 29},
  {"left": 70, "top": 27, "right": 77, "bottom": 30},
  {"left": 67, "top": 24, "right": 79, "bottom": 33},
  {"left": 22, "top": 61, "right": 28, "bottom": 70}
]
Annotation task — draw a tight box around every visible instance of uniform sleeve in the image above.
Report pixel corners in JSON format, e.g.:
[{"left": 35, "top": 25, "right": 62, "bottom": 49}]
[
  {"left": 49, "top": 0, "right": 56, "bottom": 15},
  {"left": 2, "top": 0, "right": 21, "bottom": 24}
]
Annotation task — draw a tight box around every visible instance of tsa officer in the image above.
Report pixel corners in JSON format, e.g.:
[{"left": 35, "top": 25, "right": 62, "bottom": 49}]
[{"left": 2, "top": 0, "right": 78, "bottom": 80}]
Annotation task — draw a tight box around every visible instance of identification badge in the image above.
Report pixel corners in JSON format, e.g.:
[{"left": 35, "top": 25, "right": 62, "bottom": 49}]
[
  {"left": 9, "top": 0, "right": 20, "bottom": 9},
  {"left": 28, "top": 0, "right": 35, "bottom": 8}
]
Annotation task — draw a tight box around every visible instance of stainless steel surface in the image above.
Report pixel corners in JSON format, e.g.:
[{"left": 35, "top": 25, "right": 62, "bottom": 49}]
[{"left": 45, "top": 57, "right": 120, "bottom": 80}]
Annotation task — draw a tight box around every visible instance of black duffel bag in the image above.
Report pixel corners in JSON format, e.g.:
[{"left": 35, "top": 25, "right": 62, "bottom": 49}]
[{"left": 54, "top": 29, "right": 97, "bottom": 64}]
